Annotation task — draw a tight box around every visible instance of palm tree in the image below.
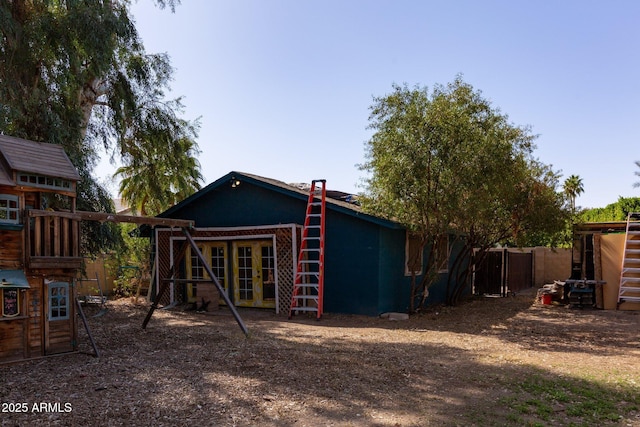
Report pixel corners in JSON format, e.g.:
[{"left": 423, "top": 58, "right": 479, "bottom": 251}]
[
  {"left": 115, "top": 114, "right": 204, "bottom": 216},
  {"left": 563, "top": 174, "right": 584, "bottom": 212}
]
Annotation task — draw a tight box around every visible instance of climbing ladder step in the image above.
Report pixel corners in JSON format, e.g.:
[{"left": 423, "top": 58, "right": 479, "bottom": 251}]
[{"left": 289, "top": 306, "right": 320, "bottom": 313}]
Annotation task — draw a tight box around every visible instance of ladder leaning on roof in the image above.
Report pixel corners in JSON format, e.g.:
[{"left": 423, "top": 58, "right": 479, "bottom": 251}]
[
  {"left": 617, "top": 212, "right": 640, "bottom": 308},
  {"left": 289, "top": 179, "right": 326, "bottom": 320}
]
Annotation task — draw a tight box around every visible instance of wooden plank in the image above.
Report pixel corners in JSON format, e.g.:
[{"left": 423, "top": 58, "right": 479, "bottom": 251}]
[
  {"left": 62, "top": 218, "right": 70, "bottom": 256},
  {"left": 34, "top": 217, "right": 41, "bottom": 257},
  {"left": 22, "top": 290, "right": 30, "bottom": 359},
  {"left": 73, "top": 220, "right": 79, "bottom": 257},
  {"left": 53, "top": 216, "right": 60, "bottom": 256},
  {"left": 24, "top": 209, "right": 31, "bottom": 268},
  {"left": 29, "top": 257, "right": 82, "bottom": 270},
  {"left": 43, "top": 217, "right": 51, "bottom": 257},
  {"left": 27, "top": 210, "right": 193, "bottom": 228}
]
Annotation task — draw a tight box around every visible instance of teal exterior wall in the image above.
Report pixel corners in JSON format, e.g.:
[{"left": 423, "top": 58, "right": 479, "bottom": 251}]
[
  {"left": 323, "top": 209, "right": 381, "bottom": 315},
  {"left": 377, "top": 227, "right": 413, "bottom": 314},
  {"left": 158, "top": 172, "right": 465, "bottom": 316}
]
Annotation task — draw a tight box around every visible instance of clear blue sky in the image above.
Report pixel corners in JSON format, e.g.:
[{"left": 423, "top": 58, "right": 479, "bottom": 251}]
[{"left": 99, "top": 0, "right": 640, "bottom": 209}]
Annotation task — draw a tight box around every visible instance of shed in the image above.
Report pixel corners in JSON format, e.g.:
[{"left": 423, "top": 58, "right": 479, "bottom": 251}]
[
  {"left": 573, "top": 221, "right": 640, "bottom": 310},
  {"left": 152, "top": 171, "right": 463, "bottom": 316}
]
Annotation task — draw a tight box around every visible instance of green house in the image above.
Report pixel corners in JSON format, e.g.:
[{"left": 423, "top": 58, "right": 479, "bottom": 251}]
[{"left": 153, "top": 171, "right": 459, "bottom": 316}]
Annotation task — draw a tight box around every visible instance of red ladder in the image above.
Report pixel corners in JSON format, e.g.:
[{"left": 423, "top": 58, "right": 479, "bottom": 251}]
[{"left": 289, "top": 179, "right": 326, "bottom": 319}]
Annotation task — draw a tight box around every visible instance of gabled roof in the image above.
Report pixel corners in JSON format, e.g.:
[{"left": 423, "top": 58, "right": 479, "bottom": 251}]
[
  {"left": 159, "top": 171, "right": 403, "bottom": 229},
  {"left": 0, "top": 135, "right": 81, "bottom": 182}
]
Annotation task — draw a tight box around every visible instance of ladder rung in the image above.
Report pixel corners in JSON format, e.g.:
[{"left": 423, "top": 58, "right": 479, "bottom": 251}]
[
  {"left": 290, "top": 307, "right": 319, "bottom": 312},
  {"left": 620, "top": 290, "right": 640, "bottom": 295},
  {"left": 292, "top": 295, "right": 318, "bottom": 300},
  {"left": 619, "top": 297, "right": 640, "bottom": 303},
  {"left": 294, "top": 283, "right": 319, "bottom": 288},
  {"left": 623, "top": 268, "right": 640, "bottom": 273},
  {"left": 293, "top": 289, "right": 319, "bottom": 294}
]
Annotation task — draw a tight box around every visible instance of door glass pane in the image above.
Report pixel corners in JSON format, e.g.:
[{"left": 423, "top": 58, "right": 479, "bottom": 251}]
[
  {"left": 262, "top": 245, "right": 275, "bottom": 300},
  {"left": 49, "top": 282, "right": 69, "bottom": 320},
  {"left": 238, "top": 246, "right": 253, "bottom": 300},
  {"left": 190, "top": 246, "right": 205, "bottom": 297},
  {"left": 210, "top": 246, "right": 225, "bottom": 287}
]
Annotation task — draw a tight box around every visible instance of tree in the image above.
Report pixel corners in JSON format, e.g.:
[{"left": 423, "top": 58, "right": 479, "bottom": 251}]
[
  {"left": 580, "top": 196, "right": 640, "bottom": 222},
  {"left": 563, "top": 174, "right": 584, "bottom": 212},
  {"left": 0, "top": 0, "right": 201, "bottom": 253},
  {"left": 360, "top": 77, "right": 568, "bottom": 308},
  {"left": 115, "top": 129, "right": 203, "bottom": 216}
]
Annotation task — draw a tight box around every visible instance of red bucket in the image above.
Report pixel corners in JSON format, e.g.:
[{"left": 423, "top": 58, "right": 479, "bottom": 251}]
[{"left": 541, "top": 294, "right": 552, "bottom": 305}]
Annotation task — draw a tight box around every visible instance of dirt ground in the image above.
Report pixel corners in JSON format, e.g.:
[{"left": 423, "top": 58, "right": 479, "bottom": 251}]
[{"left": 1, "top": 292, "right": 640, "bottom": 427}]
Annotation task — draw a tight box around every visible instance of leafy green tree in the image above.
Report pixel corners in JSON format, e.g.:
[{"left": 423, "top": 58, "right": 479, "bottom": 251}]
[
  {"left": 0, "top": 0, "right": 201, "bottom": 253},
  {"left": 580, "top": 197, "right": 640, "bottom": 222},
  {"left": 361, "top": 77, "right": 568, "bottom": 308}
]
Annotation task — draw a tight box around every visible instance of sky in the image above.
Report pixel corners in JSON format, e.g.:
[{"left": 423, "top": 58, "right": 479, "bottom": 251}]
[{"left": 97, "top": 0, "right": 640, "bottom": 209}]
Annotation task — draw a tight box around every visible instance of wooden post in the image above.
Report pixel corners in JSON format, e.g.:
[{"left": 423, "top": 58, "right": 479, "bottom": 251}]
[
  {"left": 141, "top": 238, "right": 189, "bottom": 329},
  {"left": 182, "top": 228, "right": 249, "bottom": 336},
  {"left": 76, "top": 298, "right": 99, "bottom": 358}
]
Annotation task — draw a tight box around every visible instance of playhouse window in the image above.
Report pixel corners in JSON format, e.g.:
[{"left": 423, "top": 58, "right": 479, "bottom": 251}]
[
  {"left": 17, "top": 173, "right": 72, "bottom": 192},
  {"left": 49, "top": 282, "right": 69, "bottom": 320},
  {"left": 0, "top": 195, "right": 19, "bottom": 224},
  {"left": 1, "top": 289, "right": 20, "bottom": 317}
]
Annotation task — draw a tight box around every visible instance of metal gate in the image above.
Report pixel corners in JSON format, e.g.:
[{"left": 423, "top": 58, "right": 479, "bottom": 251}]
[{"left": 474, "top": 250, "right": 533, "bottom": 296}]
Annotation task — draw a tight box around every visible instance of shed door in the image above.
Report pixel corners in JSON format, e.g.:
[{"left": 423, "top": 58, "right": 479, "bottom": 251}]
[
  {"left": 45, "top": 281, "right": 75, "bottom": 355},
  {"left": 474, "top": 251, "right": 503, "bottom": 295},
  {"left": 232, "top": 240, "right": 276, "bottom": 308},
  {"left": 507, "top": 252, "right": 533, "bottom": 293}
]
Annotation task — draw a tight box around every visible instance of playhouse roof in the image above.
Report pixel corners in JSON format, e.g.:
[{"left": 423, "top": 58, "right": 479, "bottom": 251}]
[{"left": 0, "top": 135, "right": 81, "bottom": 183}]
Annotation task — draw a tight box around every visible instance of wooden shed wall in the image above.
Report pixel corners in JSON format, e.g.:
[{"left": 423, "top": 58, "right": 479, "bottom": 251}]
[{"left": 0, "top": 229, "right": 23, "bottom": 270}]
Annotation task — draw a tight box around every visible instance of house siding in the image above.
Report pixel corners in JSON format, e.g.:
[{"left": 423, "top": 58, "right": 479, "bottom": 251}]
[
  {"left": 154, "top": 172, "right": 468, "bottom": 317},
  {"left": 377, "top": 227, "right": 412, "bottom": 314}
]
